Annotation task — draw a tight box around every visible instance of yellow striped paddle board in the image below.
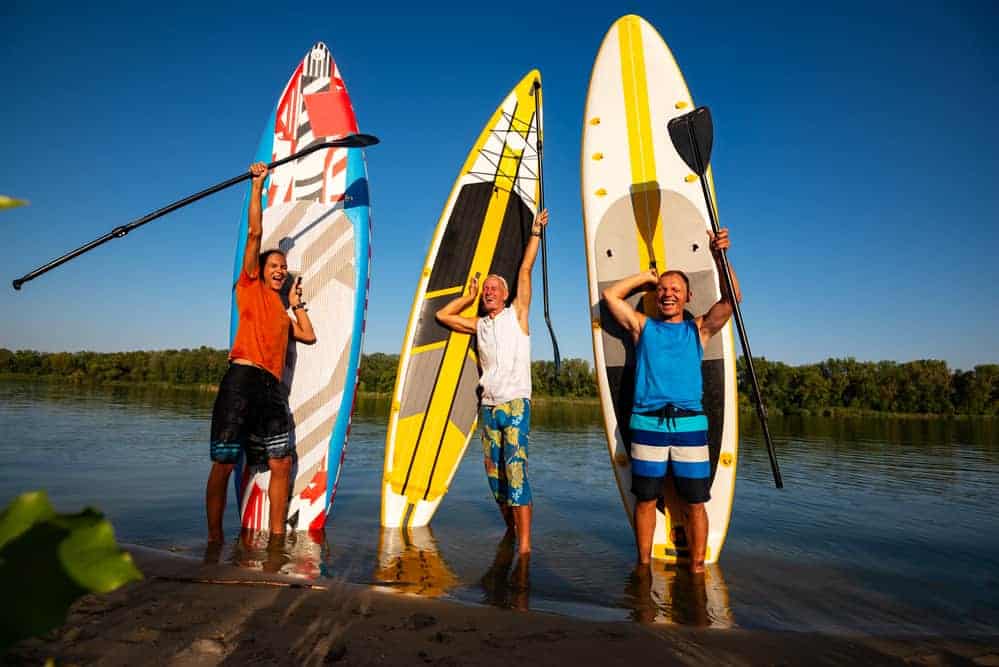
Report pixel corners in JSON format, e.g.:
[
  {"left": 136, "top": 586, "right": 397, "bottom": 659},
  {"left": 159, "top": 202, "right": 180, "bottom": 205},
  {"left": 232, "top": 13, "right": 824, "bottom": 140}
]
[
  {"left": 582, "top": 15, "right": 738, "bottom": 564},
  {"left": 381, "top": 71, "right": 542, "bottom": 528}
]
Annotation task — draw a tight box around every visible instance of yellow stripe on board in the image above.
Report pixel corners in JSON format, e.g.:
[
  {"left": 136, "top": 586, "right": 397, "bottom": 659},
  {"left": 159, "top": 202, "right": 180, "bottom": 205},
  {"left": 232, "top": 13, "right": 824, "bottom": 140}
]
[
  {"left": 393, "top": 83, "right": 538, "bottom": 511},
  {"left": 425, "top": 285, "right": 464, "bottom": 300},
  {"left": 618, "top": 16, "right": 666, "bottom": 281},
  {"left": 411, "top": 340, "right": 447, "bottom": 356}
]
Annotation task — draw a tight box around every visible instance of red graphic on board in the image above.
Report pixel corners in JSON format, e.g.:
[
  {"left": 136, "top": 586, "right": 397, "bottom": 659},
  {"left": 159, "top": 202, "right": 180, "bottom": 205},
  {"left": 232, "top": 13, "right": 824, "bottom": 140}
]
[
  {"left": 299, "top": 467, "right": 328, "bottom": 503},
  {"left": 242, "top": 482, "right": 264, "bottom": 531},
  {"left": 303, "top": 78, "right": 358, "bottom": 137},
  {"left": 275, "top": 65, "right": 303, "bottom": 147}
]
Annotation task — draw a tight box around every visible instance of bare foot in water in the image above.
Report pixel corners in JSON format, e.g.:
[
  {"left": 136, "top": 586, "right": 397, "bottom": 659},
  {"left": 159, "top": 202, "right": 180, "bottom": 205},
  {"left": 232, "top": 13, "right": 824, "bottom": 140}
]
[{"left": 203, "top": 539, "right": 224, "bottom": 565}]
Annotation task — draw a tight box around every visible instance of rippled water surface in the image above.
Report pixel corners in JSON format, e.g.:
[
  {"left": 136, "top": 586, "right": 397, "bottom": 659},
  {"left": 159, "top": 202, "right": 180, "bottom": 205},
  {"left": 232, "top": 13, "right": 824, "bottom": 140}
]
[{"left": 1, "top": 380, "right": 996, "bottom": 636}]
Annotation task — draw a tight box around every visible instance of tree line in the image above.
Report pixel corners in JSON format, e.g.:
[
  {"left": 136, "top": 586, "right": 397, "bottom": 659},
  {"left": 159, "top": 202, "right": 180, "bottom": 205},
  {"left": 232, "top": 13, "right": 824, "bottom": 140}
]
[
  {"left": 1, "top": 348, "right": 996, "bottom": 415},
  {"left": 0, "top": 348, "right": 598, "bottom": 398}
]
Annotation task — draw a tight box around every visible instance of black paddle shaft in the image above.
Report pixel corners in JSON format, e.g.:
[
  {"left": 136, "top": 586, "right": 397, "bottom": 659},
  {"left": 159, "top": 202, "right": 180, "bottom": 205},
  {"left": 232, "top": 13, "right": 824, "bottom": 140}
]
[
  {"left": 532, "top": 80, "right": 561, "bottom": 372},
  {"left": 11, "top": 133, "right": 380, "bottom": 290},
  {"left": 670, "top": 108, "right": 783, "bottom": 489}
]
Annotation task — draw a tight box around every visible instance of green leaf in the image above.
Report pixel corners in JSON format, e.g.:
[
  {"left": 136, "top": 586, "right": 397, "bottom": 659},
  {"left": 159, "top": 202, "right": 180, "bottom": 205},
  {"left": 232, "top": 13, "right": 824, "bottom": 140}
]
[
  {"left": 0, "top": 492, "right": 142, "bottom": 651},
  {"left": 0, "top": 195, "right": 29, "bottom": 209},
  {"left": 59, "top": 517, "right": 142, "bottom": 593},
  {"left": 0, "top": 521, "right": 87, "bottom": 650},
  {"left": 0, "top": 491, "right": 56, "bottom": 549}
]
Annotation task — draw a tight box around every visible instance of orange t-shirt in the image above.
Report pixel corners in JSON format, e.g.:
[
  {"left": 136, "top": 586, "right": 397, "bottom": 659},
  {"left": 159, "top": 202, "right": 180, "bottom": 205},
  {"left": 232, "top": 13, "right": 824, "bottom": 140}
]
[{"left": 229, "top": 270, "right": 291, "bottom": 381}]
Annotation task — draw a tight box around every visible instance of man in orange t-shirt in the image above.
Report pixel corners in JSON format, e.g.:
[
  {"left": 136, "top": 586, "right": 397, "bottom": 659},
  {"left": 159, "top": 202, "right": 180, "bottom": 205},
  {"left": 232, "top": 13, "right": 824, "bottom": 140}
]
[{"left": 206, "top": 162, "right": 317, "bottom": 543}]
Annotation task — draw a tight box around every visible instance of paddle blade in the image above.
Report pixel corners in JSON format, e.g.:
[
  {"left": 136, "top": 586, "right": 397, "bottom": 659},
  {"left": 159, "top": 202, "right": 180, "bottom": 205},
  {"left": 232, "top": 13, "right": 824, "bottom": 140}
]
[
  {"left": 668, "top": 106, "right": 713, "bottom": 175},
  {"left": 333, "top": 133, "right": 379, "bottom": 148}
]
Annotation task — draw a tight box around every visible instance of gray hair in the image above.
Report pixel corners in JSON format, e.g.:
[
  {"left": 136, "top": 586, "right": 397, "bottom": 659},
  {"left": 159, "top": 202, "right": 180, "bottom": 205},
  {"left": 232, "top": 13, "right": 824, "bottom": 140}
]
[{"left": 484, "top": 274, "right": 509, "bottom": 292}]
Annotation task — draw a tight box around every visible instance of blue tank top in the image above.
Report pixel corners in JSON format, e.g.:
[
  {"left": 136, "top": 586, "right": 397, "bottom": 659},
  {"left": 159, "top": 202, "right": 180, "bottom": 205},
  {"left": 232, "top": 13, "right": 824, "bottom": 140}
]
[{"left": 632, "top": 318, "right": 704, "bottom": 412}]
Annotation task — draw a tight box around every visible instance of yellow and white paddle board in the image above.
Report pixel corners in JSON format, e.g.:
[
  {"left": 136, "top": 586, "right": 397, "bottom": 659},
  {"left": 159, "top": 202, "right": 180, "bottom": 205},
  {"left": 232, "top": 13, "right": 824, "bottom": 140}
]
[
  {"left": 381, "top": 72, "right": 542, "bottom": 528},
  {"left": 581, "top": 15, "right": 738, "bottom": 564}
]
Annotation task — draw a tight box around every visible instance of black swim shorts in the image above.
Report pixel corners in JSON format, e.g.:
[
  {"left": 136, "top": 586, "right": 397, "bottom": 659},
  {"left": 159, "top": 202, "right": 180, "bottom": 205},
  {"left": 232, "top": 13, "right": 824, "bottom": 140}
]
[{"left": 210, "top": 364, "right": 292, "bottom": 466}]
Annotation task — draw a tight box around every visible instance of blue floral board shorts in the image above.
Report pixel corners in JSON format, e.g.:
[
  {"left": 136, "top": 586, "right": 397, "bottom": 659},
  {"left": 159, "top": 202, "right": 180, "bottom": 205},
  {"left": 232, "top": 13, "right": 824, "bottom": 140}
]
[{"left": 479, "top": 398, "right": 532, "bottom": 506}]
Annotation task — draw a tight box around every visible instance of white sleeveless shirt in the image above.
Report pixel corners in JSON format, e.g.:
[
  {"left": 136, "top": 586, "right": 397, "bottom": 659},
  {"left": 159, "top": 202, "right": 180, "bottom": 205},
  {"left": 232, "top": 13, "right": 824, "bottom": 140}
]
[{"left": 476, "top": 306, "right": 532, "bottom": 406}]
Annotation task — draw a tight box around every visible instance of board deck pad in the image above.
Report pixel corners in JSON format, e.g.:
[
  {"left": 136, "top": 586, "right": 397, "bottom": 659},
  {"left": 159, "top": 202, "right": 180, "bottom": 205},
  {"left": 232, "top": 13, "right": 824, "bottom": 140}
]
[
  {"left": 232, "top": 43, "right": 371, "bottom": 535},
  {"left": 582, "top": 16, "right": 738, "bottom": 564},
  {"left": 381, "top": 71, "right": 542, "bottom": 528}
]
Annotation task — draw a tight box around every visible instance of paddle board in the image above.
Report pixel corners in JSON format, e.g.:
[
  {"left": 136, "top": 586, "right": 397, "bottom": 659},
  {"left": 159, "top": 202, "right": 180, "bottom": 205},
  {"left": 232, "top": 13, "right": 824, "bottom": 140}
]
[
  {"left": 232, "top": 42, "right": 371, "bottom": 534},
  {"left": 381, "top": 71, "right": 542, "bottom": 528},
  {"left": 581, "top": 15, "right": 738, "bottom": 564}
]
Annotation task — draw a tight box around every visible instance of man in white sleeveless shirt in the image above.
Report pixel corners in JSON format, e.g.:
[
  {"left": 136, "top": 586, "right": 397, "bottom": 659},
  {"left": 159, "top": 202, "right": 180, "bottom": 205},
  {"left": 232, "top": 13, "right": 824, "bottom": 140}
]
[{"left": 436, "top": 208, "right": 549, "bottom": 555}]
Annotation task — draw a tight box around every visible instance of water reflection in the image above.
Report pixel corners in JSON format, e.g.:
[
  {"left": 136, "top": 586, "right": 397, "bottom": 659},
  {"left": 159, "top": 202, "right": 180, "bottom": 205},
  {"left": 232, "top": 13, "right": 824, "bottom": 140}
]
[
  {"left": 374, "top": 526, "right": 459, "bottom": 597},
  {"left": 625, "top": 562, "right": 733, "bottom": 627},
  {"left": 223, "top": 529, "right": 328, "bottom": 578},
  {"left": 354, "top": 392, "right": 605, "bottom": 429},
  {"left": 0, "top": 378, "right": 216, "bottom": 417},
  {"left": 3, "top": 377, "right": 998, "bottom": 636},
  {"left": 480, "top": 532, "right": 531, "bottom": 611}
]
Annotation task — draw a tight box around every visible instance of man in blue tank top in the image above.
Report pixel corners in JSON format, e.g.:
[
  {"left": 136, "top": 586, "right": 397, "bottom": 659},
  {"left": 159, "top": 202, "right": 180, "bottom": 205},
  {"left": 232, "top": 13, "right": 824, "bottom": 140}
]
[{"left": 602, "top": 228, "right": 740, "bottom": 573}]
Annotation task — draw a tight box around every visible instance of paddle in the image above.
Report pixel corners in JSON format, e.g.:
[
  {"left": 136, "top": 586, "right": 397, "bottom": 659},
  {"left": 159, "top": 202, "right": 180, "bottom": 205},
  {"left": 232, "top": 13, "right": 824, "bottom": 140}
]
[
  {"left": 667, "top": 107, "right": 783, "bottom": 489},
  {"left": 11, "top": 133, "right": 380, "bottom": 290},
  {"left": 532, "top": 80, "right": 561, "bottom": 372}
]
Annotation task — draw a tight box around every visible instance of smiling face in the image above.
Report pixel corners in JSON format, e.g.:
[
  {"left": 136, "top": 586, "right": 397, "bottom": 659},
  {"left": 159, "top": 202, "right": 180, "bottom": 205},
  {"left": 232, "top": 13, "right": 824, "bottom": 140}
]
[
  {"left": 655, "top": 271, "right": 691, "bottom": 321},
  {"left": 481, "top": 275, "right": 509, "bottom": 316},
  {"left": 260, "top": 251, "right": 288, "bottom": 292}
]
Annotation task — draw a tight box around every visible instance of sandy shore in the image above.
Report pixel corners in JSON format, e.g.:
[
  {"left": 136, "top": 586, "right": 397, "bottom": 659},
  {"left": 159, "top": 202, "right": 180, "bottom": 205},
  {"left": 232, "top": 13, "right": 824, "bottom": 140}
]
[{"left": 6, "top": 545, "right": 997, "bottom": 666}]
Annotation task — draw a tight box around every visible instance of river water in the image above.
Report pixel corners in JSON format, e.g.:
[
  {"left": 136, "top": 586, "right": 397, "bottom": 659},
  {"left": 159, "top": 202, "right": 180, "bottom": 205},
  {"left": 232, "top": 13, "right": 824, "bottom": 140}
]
[{"left": 1, "top": 380, "right": 996, "bottom": 636}]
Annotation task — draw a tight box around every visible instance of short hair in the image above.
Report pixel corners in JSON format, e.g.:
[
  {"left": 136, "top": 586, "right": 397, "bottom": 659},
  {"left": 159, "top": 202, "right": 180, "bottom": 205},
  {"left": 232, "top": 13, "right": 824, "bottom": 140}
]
[
  {"left": 484, "top": 274, "right": 509, "bottom": 293},
  {"left": 659, "top": 269, "right": 690, "bottom": 293},
  {"left": 258, "top": 249, "right": 286, "bottom": 275}
]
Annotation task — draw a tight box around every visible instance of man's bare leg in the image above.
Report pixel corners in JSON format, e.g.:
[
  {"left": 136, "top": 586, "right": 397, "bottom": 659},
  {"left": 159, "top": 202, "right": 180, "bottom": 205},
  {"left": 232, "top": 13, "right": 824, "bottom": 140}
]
[
  {"left": 512, "top": 504, "right": 532, "bottom": 554},
  {"left": 206, "top": 462, "right": 234, "bottom": 543},
  {"left": 267, "top": 456, "right": 293, "bottom": 535},
  {"left": 498, "top": 503, "right": 515, "bottom": 533},
  {"left": 634, "top": 498, "right": 657, "bottom": 565},
  {"left": 685, "top": 502, "right": 708, "bottom": 573}
]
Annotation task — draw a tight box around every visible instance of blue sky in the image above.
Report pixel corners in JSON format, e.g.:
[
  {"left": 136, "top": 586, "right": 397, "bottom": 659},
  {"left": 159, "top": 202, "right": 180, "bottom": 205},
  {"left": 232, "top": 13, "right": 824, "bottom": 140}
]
[{"left": 2, "top": 1, "right": 996, "bottom": 370}]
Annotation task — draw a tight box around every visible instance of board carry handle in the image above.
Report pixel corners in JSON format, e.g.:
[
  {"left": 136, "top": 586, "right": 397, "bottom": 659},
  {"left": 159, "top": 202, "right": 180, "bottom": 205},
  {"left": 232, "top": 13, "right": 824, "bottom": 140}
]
[
  {"left": 532, "top": 79, "right": 561, "bottom": 372},
  {"left": 667, "top": 107, "right": 783, "bottom": 489},
  {"left": 11, "top": 133, "right": 380, "bottom": 290}
]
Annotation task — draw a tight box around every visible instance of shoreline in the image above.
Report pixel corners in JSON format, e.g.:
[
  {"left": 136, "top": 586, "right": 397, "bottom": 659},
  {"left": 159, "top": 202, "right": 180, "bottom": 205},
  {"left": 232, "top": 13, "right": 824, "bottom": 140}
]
[
  {"left": 3, "top": 375, "right": 994, "bottom": 419},
  {"left": 7, "top": 544, "right": 997, "bottom": 666}
]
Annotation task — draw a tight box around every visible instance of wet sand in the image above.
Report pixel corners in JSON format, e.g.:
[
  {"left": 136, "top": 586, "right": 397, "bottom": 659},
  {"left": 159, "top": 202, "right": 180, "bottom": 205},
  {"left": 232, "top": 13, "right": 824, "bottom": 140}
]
[{"left": 6, "top": 545, "right": 998, "bottom": 666}]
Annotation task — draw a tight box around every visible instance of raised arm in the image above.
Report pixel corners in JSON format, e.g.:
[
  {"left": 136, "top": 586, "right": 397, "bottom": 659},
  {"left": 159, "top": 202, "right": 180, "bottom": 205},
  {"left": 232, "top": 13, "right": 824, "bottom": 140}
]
[
  {"left": 435, "top": 274, "right": 480, "bottom": 335},
  {"left": 242, "top": 162, "right": 269, "bottom": 279},
  {"left": 602, "top": 270, "right": 657, "bottom": 343},
  {"left": 512, "top": 208, "right": 548, "bottom": 328},
  {"left": 288, "top": 277, "right": 317, "bottom": 344},
  {"left": 698, "top": 228, "right": 742, "bottom": 344}
]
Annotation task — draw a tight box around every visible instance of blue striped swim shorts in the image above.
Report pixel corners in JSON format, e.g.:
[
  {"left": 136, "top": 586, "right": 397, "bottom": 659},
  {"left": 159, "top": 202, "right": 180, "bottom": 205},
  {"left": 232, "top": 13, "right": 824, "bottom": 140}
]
[{"left": 629, "top": 408, "right": 711, "bottom": 504}]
